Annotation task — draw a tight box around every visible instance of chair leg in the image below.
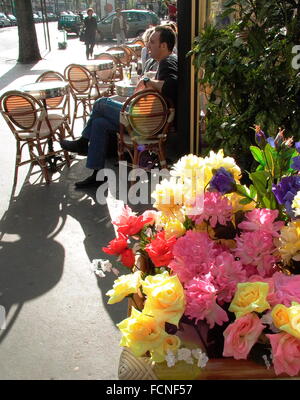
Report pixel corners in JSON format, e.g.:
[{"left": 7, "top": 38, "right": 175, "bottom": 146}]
[
  {"left": 71, "top": 100, "right": 78, "bottom": 132},
  {"left": 64, "top": 119, "right": 75, "bottom": 139},
  {"left": 58, "top": 127, "right": 71, "bottom": 167},
  {"left": 35, "top": 141, "right": 51, "bottom": 184},
  {"left": 158, "top": 141, "right": 167, "bottom": 168}
]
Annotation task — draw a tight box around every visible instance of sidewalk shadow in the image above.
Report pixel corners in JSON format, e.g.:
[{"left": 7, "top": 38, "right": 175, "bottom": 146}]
[
  {"left": 0, "top": 178, "right": 67, "bottom": 344},
  {"left": 0, "top": 62, "right": 54, "bottom": 93},
  {"left": 60, "top": 158, "right": 127, "bottom": 325}
]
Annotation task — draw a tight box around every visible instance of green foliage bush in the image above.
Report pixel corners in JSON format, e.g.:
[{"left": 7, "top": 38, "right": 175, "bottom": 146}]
[{"left": 189, "top": 0, "right": 300, "bottom": 172}]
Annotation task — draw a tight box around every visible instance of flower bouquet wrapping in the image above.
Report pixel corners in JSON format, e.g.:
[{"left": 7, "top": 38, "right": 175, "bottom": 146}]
[{"left": 97, "top": 126, "right": 300, "bottom": 379}]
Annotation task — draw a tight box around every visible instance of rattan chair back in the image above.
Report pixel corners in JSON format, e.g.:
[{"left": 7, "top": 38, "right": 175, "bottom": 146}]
[
  {"left": 36, "top": 71, "right": 67, "bottom": 110},
  {"left": 64, "top": 64, "right": 93, "bottom": 94}
]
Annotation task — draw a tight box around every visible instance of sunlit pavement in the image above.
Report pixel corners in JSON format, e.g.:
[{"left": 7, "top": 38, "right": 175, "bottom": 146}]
[{"left": 0, "top": 24, "right": 134, "bottom": 380}]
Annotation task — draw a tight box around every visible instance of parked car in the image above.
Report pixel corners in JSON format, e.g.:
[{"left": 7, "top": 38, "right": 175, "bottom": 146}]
[
  {"left": 97, "top": 9, "right": 160, "bottom": 41},
  {"left": 57, "top": 14, "right": 82, "bottom": 36},
  {"left": 47, "top": 13, "right": 57, "bottom": 21},
  {"left": 6, "top": 14, "right": 17, "bottom": 26},
  {"left": 0, "top": 13, "right": 11, "bottom": 27},
  {"left": 33, "top": 13, "right": 42, "bottom": 23}
]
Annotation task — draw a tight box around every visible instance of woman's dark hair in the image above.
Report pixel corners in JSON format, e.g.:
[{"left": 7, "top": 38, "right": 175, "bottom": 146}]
[{"left": 154, "top": 25, "right": 176, "bottom": 51}]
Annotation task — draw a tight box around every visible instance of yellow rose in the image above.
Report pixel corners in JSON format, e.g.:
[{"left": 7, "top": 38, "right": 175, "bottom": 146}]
[
  {"left": 117, "top": 308, "right": 168, "bottom": 358},
  {"left": 164, "top": 218, "right": 186, "bottom": 239},
  {"left": 150, "top": 335, "right": 181, "bottom": 363},
  {"left": 142, "top": 271, "right": 185, "bottom": 326},
  {"left": 271, "top": 304, "right": 290, "bottom": 329},
  {"left": 106, "top": 271, "right": 142, "bottom": 304},
  {"left": 229, "top": 282, "right": 270, "bottom": 318},
  {"left": 151, "top": 178, "right": 186, "bottom": 217},
  {"left": 278, "top": 302, "right": 300, "bottom": 339}
]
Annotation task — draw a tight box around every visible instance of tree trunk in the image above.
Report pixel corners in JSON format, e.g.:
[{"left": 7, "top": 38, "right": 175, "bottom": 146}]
[{"left": 15, "top": 0, "right": 41, "bottom": 63}]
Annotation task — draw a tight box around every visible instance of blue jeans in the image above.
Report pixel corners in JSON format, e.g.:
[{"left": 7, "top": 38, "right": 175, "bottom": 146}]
[{"left": 82, "top": 97, "right": 123, "bottom": 170}]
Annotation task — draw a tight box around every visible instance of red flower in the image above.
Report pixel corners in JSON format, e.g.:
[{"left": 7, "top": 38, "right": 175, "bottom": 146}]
[
  {"left": 113, "top": 205, "right": 153, "bottom": 236},
  {"left": 145, "top": 231, "right": 176, "bottom": 267},
  {"left": 102, "top": 234, "right": 128, "bottom": 255},
  {"left": 120, "top": 248, "right": 135, "bottom": 268}
]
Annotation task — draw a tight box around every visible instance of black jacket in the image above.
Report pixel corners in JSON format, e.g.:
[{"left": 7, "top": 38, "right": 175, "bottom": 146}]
[{"left": 84, "top": 16, "right": 97, "bottom": 43}]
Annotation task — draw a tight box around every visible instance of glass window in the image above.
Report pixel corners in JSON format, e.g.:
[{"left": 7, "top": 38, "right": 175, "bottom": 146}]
[
  {"left": 125, "top": 12, "right": 139, "bottom": 22},
  {"left": 137, "top": 14, "right": 147, "bottom": 21},
  {"left": 102, "top": 15, "right": 113, "bottom": 24}
]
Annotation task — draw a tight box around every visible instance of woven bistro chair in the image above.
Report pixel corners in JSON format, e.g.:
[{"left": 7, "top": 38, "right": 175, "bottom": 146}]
[
  {"left": 130, "top": 38, "right": 145, "bottom": 48},
  {"left": 0, "top": 90, "right": 71, "bottom": 185},
  {"left": 93, "top": 53, "right": 118, "bottom": 95},
  {"left": 35, "top": 70, "right": 74, "bottom": 138},
  {"left": 64, "top": 64, "right": 97, "bottom": 132},
  {"left": 107, "top": 45, "right": 132, "bottom": 67},
  {"left": 118, "top": 89, "right": 175, "bottom": 172}
]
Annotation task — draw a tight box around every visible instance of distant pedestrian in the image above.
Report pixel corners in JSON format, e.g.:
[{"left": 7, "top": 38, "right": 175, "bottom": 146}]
[
  {"left": 111, "top": 8, "right": 127, "bottom": 45},
  {"left": 84, "top": 8, "right": 97, "bottom": 59},
  {"left": 164, "top": 0, "right": 177, "bottom": 22}
]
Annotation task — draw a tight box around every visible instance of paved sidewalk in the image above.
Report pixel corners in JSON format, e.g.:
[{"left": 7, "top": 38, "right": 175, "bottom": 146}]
[{"left": 0, "top": 34, "right": 130, "bottom": 380}]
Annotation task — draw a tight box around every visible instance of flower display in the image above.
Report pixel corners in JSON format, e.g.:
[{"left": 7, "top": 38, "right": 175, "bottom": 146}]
[{"left": 100, "top": 127, "right": 300, "bottom": 377}]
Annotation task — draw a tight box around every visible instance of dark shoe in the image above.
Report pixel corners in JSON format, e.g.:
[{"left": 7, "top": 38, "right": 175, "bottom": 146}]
[
  {"left": 75, "top": 174, "right": 107, "bottom": 189},
  {"left": 60, "top": 137, "right": 88, "bottom": 156}
]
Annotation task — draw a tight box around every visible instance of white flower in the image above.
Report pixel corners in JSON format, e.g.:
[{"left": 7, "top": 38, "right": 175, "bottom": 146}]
[
  {"left": 94, "top": 269, "right": 106, "bottom": 278},
  {"left": 100, "top": 260, "right": 113, "bottom": 272},
  {"left": 177, "top": 348, "right": 194, "bottom": 364},
  {"left": 91, "top": 259, "right": 114, "bottom": 278},
  {"left": 165, "top": 350, "right": 176, "bottom": 368},
  {"left": 112, "top": 267, "right": 120, "bottom": 276},
  {"left": 191, "top": 348, "right": 209, "bottom": 368},
  {"left": 262, "top": 354, "right": 272, "bottom": 370},
  {"left": 197, "top": 353, "right": 209, "bottom": 369}
]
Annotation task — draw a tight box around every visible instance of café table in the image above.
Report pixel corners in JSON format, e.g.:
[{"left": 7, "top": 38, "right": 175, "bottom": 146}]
[
  {"left": 20, "top": 80, "right": 69, "bottom": 102},
  {"left": 106, "top": 50, "right": 125, "bottom": 59},
  {"left": 126, "top": 44, "right": 142, "bottom": 59},
  {"left": 20, "top": 80, "right": 70, "bottom": 171},
  {"left": 115, "top": 80, "right": 136, "bottom": 99},
  {"left": 80, "top": 59, "right": 115, "bottom": 96}
]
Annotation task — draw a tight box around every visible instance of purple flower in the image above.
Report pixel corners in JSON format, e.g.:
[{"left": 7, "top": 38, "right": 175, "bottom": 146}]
[
  {"left": 209, "top": 167, "right": 236, "bottom": 194},
  {"left": 295, "top": 142, "right": 300, "bottom": 153},
  {"left": 255, "top": 128, "right": 266, "bottom": 147},
  {"left": 266, "top": 137, "right": 275, "bottom": 148},
  {"left": 272, "top": 176, "right": 300, "bottom": 216},
  {"left": 291, "top": 156, "right": 300, "bottom": 171}
]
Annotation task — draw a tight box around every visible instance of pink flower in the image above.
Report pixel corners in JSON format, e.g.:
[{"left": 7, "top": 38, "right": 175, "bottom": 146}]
[
  {"left": 141, "top": 210, "right": 158, "bottom": 225},
  {"left": 169, "top": 231, "right": 218, "bottom": 283},
  {"left": 185, "top": 274, "right": 228, "bottom": 328},
  {"left": 223, "top": 313, "right": 264, "bottom": 360},
  {"left": 189, "top": 192, "right": 232, "bottom": 228},
  {"left": 267, "top": 272, "right": 300, "bottom": 307},
  {"left": 211, "top": 251, "right": 247, "bottom": 304},
  {"left": 234, "top": 231, "right": 278, "bottom": 277},
  {"left": 112, "top": 205, "right": 153, "bottom": 236},
  {"left": 266, "top": 332, "right": 300, "bottom": 376},
  {"left": 238, "top": 208, "right": 284, "bottom": 237}
]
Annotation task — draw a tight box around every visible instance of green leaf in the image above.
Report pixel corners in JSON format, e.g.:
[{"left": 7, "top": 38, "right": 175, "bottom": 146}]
[
  {"left": 250, "top": 146, "right": 265, "bottom": 166},
  {"left": 239, "top": 197, "right": 253, "bottom": 205},
  {"left": 263, "top": 144, "right": 276, "bottom": 177},
  {"left": 249, "top": 170, "right": 268, "bottom": 195}
]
